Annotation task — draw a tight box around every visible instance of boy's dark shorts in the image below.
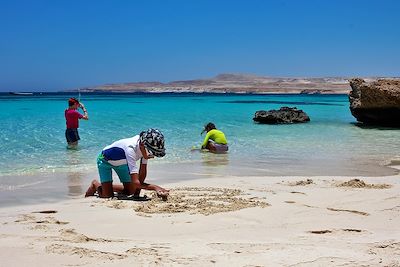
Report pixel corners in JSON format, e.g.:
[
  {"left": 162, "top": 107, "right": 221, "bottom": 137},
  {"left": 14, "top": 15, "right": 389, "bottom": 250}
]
[{"left": 65, "top": 128, "right": 80, "bottom": 143}]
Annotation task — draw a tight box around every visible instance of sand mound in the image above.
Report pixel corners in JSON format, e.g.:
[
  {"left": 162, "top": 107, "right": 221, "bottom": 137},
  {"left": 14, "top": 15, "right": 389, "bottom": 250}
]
[
  {"left": 337, "top": 179, "right": 392, "bottom": 189},
  {"left": 288, "top": 179, "right": 314, "bottom": 186},
  {"left": 59, "top": 229, "right": 116, "bottom": 243}
]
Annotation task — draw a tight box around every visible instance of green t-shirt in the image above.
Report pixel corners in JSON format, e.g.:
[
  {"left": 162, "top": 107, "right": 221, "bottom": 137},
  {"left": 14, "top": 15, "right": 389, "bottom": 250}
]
[{"left": 201, "top": 129, "right": 228, "bottom": 148}]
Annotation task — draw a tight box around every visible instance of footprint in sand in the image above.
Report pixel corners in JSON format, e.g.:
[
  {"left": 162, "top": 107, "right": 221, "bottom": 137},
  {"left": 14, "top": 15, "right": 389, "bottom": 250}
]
[
  {"left": 309, "top": 230, "right": 332, "bottom": 234},
  {"left": 327, "top": 207, "right": 369, "bottom": 216},
  {"left": 58, "top": 228, "right": 120, "bottom": 243},
  {"left": 30, "top": 224, "right": 49, "bottom": 230},
  {"left": 126, "top": 245, "right": 198, "bottom": 265},
  {"left": 287, "top": 179, "right": 314, "bottom": 186},
  {"left": 309, "top": 229, "right": 364, "bottom": 234},
  {"left": 32, "top": 210, "right": 58, "bottom": 214},
  {"left": 208, "top": 242, "right": 273, "bottom": 254},
  {"left": 290, "top": 191, "right": 307, "bottom": 195},
  {"left": 284, "top": 200, "right": 296, "bottom": 204},
  {"left": 46, "top": 244, "right": 126, "bottom": 260},
  {"left": 15, "top": 214, "right": 69, "bottom": 225}
]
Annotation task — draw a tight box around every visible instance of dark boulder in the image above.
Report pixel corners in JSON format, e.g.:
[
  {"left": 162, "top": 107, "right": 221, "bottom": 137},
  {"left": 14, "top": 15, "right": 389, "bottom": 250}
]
[
  {"left": 253, "top": 107, "right": 310, "bottom": 124},
  {"left": 349, "top": 78, "right": 400, "bottom": 127}
]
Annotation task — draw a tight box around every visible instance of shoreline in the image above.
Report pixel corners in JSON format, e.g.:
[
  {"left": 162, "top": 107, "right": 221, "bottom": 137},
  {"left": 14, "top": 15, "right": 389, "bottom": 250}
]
[
  {"left": 0, "top": 174, "right": 399, "bottom": 266},
  {"left": 1, "top": 160, "right": 399, "bottom": 208}
]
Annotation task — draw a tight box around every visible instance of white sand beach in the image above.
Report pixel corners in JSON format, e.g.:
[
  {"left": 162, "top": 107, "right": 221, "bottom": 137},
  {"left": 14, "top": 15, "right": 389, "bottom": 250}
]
[{"left": 0, "top": 174, "right": 399, "bottom": 267}]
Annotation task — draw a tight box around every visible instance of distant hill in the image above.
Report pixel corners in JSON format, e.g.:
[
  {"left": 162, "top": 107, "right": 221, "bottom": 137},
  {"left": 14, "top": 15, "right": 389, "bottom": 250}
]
[{"left": 65, "top": 73, "right": 353, "bottom": 94}]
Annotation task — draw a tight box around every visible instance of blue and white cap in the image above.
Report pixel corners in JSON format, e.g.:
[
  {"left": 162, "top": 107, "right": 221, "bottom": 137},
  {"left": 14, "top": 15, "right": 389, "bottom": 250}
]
[{"left": 139, "top": 128, "right": 166, "bottom": 157}]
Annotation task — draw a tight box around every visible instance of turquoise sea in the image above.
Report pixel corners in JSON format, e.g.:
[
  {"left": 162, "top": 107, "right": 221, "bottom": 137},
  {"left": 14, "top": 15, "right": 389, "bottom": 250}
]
[{"left": 1, "top": 93, "right": 399, "bottom": 206}]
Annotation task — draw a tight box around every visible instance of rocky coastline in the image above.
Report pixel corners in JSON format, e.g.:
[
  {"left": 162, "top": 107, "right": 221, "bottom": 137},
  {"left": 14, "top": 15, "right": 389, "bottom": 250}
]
[{"left": 349, "top": 78, "right": 400, "bottom": 127}]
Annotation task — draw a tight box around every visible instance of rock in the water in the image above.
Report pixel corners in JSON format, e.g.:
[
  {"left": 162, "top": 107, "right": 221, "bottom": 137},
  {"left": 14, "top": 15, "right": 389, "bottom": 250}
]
[
  {"left": 253, "top": 107, "right": 310, "bottom": 124},
  {"left": 349, "top": 78, "right": 400, "bottom": 127},
  {"left": 300, "top": 89, "right": 322, "bottom": 95}
]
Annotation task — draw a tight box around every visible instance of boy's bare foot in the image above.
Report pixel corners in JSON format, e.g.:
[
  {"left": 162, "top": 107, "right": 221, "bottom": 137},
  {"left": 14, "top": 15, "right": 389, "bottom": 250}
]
[
  {"left": 85, "top": 184, "right": 96, "bottom": 197},
  {"left": 85, "top": 179, "right": 101, "bottom": 197}
]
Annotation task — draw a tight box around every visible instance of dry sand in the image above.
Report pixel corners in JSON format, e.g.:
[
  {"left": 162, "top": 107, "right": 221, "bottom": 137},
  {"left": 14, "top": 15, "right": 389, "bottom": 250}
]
[{"left": 0, "top": 175, "right": 399, "bottom": 266}]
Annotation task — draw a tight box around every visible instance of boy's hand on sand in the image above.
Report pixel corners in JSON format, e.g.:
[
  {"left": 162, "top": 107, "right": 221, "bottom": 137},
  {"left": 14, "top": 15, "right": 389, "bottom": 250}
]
[{"left": 156, "top": 190, "right": 169, "bottom": 201}]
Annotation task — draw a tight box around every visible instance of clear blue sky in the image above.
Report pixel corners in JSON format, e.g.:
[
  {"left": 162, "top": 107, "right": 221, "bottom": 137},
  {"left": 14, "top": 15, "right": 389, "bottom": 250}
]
[{"left": 0, "top": 0, "right": 399, "bottom": 91}]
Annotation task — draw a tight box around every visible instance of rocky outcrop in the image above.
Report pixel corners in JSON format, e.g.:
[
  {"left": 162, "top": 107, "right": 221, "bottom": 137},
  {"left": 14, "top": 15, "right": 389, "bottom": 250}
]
[
  {"left": 253, "top": 107, "right": 310, "bottom": 124},
  {"left": 349, "top": 78, "right": 400, "bottom": 127},
  {"left": 300, "top": 89, "right": 322, "bottom": 94},
  {"left": 300, "top": 89, "right": 335, "bottom": 94}
]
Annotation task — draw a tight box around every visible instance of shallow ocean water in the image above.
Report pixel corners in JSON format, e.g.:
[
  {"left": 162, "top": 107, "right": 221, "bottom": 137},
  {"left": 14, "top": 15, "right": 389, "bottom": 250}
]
[{"left": 0, "top": 93, "right": 399, "bottom": 206}]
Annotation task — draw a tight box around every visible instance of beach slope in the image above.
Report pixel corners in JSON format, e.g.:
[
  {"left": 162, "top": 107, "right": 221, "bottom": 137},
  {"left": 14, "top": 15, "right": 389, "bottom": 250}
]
[{"left": 0, "top": 175, "right": 399, "bottom": 266}]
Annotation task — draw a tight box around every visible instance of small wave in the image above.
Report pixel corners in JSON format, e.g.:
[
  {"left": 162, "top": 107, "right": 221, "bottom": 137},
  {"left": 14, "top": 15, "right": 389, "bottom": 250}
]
[
  {"left": 386, "top": 156, "right": 400, "bottom": 170},
  {"left": 0, "top": 180, "right": 48, "bottom": 191},
  {"left": 0, "top": 164, "right": 96, "bottom": 178}
]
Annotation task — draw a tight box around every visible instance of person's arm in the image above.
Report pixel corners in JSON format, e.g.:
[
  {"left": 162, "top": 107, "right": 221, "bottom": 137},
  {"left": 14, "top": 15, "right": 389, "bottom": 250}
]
[
  {"left": 130, "top": 173, "right": 141, "bottom": 195},
  {"left": 111, "top": 181, "right": 168, "bottom": 195},
  {"left": 140, "top": 183, "right": 169, "bottom": 194},
  {"left": 79, "top": 103, "right": 89, "bottom": 120},
  {"left": 138, "top": 160, "right": 147, "bottom": 183},
  {"left": 201, "top": 131, "right": 212, "bottom": 148},
  {"left": 134, "top": 159, "right": 148, "bottom": 195},
  {"left": 139, "top": 160, "right": 169, "bottom": 199},
  {"left": 124, "top": 148, "right": 141, "bottom": 195}
]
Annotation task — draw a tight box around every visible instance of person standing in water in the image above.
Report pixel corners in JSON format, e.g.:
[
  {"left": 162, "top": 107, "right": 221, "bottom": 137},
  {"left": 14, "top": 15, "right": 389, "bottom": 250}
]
[
  {"left": 65, "top": 97, "right": 88, "bottom": 148},
  {"left": 201, "top": 122, "right": 228, "bottom": 153}
]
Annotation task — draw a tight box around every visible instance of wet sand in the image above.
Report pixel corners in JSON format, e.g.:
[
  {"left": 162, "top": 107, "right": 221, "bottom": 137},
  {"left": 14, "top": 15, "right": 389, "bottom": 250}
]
[{"left": 1, "top": 158, "right": 398, "bottom": 208}]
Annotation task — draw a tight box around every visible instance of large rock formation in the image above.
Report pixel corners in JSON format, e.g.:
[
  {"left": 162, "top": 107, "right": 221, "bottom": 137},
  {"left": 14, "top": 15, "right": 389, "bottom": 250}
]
[
  {"left": 253, "top": 107, "right": 310, "bottom": 124},
  {"left": 349, "top": 78, "right": 400, "bottom": 127}
]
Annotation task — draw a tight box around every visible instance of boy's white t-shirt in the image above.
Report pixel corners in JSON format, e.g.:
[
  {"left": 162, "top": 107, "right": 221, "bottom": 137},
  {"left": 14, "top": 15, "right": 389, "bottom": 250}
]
[{"left": 102, "top": 135, "right": 148, "bottom": 174}]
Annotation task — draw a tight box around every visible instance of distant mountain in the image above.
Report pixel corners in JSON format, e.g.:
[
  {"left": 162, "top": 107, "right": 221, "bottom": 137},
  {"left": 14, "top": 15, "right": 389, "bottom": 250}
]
[{"left": 65, "top": 73, "right": 353, "bottom": 94}]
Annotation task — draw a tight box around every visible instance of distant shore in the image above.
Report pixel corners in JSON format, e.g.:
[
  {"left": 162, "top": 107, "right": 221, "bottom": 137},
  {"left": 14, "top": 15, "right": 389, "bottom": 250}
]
[
  {"left": 63, "top": 73, "right": 353, "bottom": 95},
  {"left": 1, "top": 91, "right": 351, "bottom": 96}
]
